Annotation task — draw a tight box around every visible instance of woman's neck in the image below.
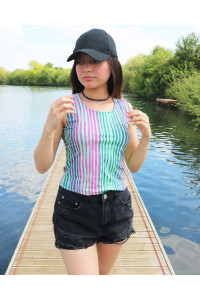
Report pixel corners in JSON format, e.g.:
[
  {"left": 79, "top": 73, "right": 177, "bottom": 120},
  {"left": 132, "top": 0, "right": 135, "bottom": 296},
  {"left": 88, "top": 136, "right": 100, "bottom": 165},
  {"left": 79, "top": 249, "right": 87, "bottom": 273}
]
[{"left": 83, "top": 87, "right": 109, "bottom": 100}]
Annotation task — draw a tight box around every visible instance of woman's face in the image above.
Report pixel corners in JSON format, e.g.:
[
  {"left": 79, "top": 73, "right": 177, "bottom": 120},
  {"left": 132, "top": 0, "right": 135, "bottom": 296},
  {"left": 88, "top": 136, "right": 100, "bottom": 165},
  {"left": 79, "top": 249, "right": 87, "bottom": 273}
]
[{"left": 75, "top": 53, "right": 111, "bottom": 91}]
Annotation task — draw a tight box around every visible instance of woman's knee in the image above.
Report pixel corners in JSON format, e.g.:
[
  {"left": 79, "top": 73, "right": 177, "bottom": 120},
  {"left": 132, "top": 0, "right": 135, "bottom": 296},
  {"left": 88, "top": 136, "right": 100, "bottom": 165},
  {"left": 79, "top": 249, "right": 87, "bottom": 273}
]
[{"left": 59, "top": 243, "right": 99, "bottom": 275}]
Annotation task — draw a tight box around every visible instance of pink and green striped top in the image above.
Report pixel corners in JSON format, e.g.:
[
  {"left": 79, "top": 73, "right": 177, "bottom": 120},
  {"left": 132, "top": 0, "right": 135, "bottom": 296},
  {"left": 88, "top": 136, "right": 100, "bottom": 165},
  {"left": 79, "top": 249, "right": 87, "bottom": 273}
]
[{"left": 59, "top": 93, "right": 131, "bottom": 195}]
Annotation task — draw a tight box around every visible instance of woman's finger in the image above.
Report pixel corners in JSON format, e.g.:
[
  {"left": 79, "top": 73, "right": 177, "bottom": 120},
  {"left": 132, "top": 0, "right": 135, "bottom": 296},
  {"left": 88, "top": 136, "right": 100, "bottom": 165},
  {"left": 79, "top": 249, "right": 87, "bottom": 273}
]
[
  {"left": 51, "top": 95, "right": 74, "bottom": 110},
  {"left": 127, "top": 109, "right": 146, "bottom": 117},
  {"left": 128, "top": 113, "right": 148, "bottom": 123},
  {"left": 58, "top": 95, "right": 74, "bottom": 106},
  {"left": 132, "top": 121, "right": 149, "bottom": 126},
  {"left": 129, "top": 116, "right": 149, "bottom": 124},
  {"left": 57, "top": 109, "right": 76, "bottom": 120},
  {"left": 56, "top": 102, "right": 75, "bottom": 113}
]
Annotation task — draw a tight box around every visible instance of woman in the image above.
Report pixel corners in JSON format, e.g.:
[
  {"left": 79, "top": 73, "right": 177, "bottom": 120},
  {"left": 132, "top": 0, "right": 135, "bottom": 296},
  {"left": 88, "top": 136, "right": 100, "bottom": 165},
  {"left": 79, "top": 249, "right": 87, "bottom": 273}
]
[{"left": 34, "top": 28, "right": 151, "bottom": 275}]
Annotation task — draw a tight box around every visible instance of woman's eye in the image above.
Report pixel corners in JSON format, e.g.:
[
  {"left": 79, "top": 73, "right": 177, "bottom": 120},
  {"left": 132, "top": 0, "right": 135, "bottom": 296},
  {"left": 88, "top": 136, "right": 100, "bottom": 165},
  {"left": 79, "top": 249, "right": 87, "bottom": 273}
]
[
  {"left": 76, "top": 60, "right": 83, "bottom": 65},
  {"left": 76, "top": 59, "right": 100, "bottom": 65}
]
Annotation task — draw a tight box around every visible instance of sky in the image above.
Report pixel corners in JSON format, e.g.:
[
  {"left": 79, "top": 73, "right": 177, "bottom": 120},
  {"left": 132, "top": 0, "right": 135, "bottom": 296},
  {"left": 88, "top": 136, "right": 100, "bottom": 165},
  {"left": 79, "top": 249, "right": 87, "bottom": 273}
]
[{"left": 1, "top": 25, "right": 200, "bottom": 72}]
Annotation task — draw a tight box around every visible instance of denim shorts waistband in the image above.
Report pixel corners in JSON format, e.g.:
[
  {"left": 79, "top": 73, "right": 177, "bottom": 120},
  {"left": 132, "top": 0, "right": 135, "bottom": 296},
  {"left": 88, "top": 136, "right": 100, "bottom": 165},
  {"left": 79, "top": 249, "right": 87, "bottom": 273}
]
[
  {"left": 58, "top": 186, "right": 118, "bottom": 203},
  {"left": 82, "top": 189, "right": 116, "bottom": 202}
]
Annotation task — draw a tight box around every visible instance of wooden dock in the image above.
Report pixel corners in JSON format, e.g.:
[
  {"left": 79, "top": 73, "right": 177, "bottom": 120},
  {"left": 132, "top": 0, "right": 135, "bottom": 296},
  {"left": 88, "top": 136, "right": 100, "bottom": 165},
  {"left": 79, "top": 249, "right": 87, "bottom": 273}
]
[
  {"left": 6, "top": 145, "right": 175, "bottom": 275},
  {"left": 156, "top": 98, "right": 179, "bottom": 107}
]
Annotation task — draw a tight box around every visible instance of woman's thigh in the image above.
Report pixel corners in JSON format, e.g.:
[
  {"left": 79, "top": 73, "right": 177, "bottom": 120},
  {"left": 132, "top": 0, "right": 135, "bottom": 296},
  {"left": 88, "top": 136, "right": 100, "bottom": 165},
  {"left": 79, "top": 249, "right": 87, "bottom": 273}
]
[
  {"left": 60, "top": 243, "right": 99, "bottom": 275},
  {"left": 97, "top": 242, "right": 123, "bottom": 275}
]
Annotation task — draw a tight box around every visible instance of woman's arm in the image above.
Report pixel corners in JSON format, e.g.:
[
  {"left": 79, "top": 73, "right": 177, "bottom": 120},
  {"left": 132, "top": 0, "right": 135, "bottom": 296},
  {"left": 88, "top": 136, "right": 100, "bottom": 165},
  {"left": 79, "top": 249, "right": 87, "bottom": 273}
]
[
  {"left": 34, "top": 121, "right": 64, "bottom": 174},
  {"left": 34, "top": 95, "right": 75, "bottom": 174},
  {"left": 124, "top": 105, "right": 151, "bottom": 173}
]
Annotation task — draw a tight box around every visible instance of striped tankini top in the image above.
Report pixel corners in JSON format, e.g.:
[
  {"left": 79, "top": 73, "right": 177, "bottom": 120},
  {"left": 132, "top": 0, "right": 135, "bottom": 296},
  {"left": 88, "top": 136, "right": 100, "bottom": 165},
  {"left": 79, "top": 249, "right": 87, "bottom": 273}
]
[{"left": 59, "top": 93, "right": 131, "bottom": 196}]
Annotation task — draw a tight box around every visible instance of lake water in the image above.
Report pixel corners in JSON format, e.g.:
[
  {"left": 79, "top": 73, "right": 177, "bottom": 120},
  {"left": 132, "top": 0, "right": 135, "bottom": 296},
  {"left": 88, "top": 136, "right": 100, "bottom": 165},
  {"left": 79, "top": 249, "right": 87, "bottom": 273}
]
[{"left": 0, "top": 85, "right": 200, "bottom": 275}]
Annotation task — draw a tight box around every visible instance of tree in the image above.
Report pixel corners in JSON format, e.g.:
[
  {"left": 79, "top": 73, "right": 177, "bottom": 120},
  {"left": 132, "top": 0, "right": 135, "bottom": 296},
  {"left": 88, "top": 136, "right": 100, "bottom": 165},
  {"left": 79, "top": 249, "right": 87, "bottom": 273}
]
[
  {"left": 122, "top": 54, "right": 146, "bottom": 94},
  {"left": 44, "top": 62, "right": 54, "bottom": 69},
  {"left": 49, "top": 68, "right": 71, "bottom": 86},
  {"left": 0, "top": 67, "right": 10, "bottom": 84},
  {"left": 140, "top": 47, "right": 174, "bottom": 99},
  {"left": 26, "top": 70, "right": 36, "bottom": 85},
  {"left": 35, "top": 68, "right": 53, "bottom": 86},
  {"left": 166, "top": 72, "right": 200, "bottom": 128},
  {"left": 174, "top": 32, "right": 200, "bottom": 71},
  {"left": 6, "top": 69, "right": 27, "bottom": 85},
  {"left": 29, "top": 60, "right": 44, "bottom": 71}
]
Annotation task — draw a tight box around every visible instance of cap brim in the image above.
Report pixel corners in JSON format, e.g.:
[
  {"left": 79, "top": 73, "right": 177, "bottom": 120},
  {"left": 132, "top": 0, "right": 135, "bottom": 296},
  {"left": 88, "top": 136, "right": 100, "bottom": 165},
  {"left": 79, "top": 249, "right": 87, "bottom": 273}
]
[{"left": 67, "top": 49, "right": 111, "bottom": 62}]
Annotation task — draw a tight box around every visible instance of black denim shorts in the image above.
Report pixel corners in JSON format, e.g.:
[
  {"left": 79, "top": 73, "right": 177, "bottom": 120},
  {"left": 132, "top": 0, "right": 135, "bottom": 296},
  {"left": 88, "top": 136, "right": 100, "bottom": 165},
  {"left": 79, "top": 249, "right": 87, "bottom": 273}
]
[{"left": 52, "top": 186, "right": 136, "bottom": 250}]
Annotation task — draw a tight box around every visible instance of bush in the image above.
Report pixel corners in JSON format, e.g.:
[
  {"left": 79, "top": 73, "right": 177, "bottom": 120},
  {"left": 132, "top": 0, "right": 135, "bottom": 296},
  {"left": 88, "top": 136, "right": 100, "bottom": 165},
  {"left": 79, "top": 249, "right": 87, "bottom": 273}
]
[
  {"left": 174, "top": 32, "right": 200, "bottom": 71},
  {"left": 35, "top": 68, "right": 56, "bottom": 86},
  {"left": 0, "top": 67, "right": 10, "bottom": 84},
  {"left": 166, "top": 72, "right": 200, "bottom": 128},
  {"left": 122, "top": 54, "right": 145, "bottom": 94},
  {"left": 6, "top": 69, "right": 28, "bottom": 85},
  {"left": 140, "top": 46, "right": 174, "bottom": 100},
  {"left": 25, "top": 70, "right": 37, "bottom": 86},
  {"left": 56, "top": 69, "right": 71, "bottom": 86}
]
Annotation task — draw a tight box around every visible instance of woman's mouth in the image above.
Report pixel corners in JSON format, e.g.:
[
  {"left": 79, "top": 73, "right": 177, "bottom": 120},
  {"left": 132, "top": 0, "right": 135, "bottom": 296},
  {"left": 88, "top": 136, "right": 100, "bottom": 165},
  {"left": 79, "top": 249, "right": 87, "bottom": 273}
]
[{"left": 84, "top": 76, "right": 94, "bottom": 80}]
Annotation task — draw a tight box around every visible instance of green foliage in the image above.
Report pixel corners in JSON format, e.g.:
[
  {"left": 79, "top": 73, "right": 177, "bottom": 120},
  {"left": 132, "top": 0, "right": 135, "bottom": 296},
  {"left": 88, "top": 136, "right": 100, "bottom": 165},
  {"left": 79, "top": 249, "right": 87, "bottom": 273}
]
[
  {"left": 55, "top": 69, "right": 71, "bottom": 86},
  {"left": 121, "top": 32, "right": 200, "bottom": 128},
  {"left": 25, "top": 70, "right": 37, "bottom": 86},
  {"left": 166, "top": 72, "right": 200, "bottom": 128},
  {"left": 44, "top": 62, "right": 54, "bottom": 69},
  {"left": 122, "top": 54, "right": 145, "bottom": 94},
  {"left": 6, "top": 69, "right": 28, "bottom": 85},
  {"left": 122, "top": 47, "right": 174, "bottom": 100},
  {"left": 174, "top": 32, "right": 200, "bottom": 71},
  {"left": 35, "top": 68, "right": 53, "bottom": 86},
  {"left": 0, "top": 67, "right": 10, "bottom": 84},
  {"left": 2, "top": 60, "right": 71, "bottom": 87},
  {"left": 29, "top": 60, "right": 44, "bottom": 71},
  {"left": 139, "top": 46, "right": 174, "bottom": 100}
]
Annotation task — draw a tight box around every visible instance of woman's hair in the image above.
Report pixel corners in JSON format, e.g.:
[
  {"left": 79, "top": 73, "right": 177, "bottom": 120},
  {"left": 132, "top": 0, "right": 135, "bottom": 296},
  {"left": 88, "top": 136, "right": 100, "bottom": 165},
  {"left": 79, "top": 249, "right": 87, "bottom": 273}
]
[{"left": 70, "top": 56, "right": 123, "bottom": 99}]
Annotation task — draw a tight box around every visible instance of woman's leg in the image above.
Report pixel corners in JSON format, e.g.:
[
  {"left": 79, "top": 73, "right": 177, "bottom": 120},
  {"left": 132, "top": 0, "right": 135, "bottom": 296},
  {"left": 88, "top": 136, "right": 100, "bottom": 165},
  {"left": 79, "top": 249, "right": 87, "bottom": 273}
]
[
  {"left": 60, "top": 243, "right": 99, "bottom": 275},
  {"left": 97, "top": 242, "right": 123, "bottom": 275}
]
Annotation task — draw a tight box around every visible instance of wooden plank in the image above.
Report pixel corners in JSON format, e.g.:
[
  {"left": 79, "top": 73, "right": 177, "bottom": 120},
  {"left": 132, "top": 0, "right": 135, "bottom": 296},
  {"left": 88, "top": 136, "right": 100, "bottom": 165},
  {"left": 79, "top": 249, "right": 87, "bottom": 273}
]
[
  {"left": 15, "top": 250, "right": 163, "bottom": 259},
  {"left": 12, "top": 257, "right": 167, "bottom": 268},
  {"left": 156, "top": 98, "right": 179, "bottom": 105},
  {"left": 8, "top": 266, "right": 171, "bottom": 275}
]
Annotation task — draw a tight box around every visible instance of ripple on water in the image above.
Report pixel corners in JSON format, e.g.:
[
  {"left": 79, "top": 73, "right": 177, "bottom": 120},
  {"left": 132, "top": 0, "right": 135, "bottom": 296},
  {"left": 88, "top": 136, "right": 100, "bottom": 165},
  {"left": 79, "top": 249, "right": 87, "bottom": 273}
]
[{"left": 159, "top": 227, "right": 171, "bottom": 234}]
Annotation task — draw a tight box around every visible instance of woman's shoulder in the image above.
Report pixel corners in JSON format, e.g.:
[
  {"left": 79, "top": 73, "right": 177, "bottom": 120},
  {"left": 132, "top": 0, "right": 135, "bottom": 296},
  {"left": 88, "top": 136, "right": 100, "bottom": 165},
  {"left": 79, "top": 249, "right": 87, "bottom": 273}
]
[{"left": 116, "top": 97, "right": 132, "bottom": 111}]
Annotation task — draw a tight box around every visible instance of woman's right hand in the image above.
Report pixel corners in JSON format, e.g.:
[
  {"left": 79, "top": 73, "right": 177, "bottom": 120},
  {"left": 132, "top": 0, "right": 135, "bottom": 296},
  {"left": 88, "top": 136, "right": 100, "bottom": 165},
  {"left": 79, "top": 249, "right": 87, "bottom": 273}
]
[{"left": 44, "top": 95, "right": 75, "bottom": 134}]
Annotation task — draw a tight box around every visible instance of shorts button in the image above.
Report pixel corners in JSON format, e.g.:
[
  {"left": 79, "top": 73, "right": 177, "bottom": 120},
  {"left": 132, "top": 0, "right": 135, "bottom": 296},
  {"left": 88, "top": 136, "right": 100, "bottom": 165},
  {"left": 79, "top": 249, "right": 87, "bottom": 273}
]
[
  {"left": 75, "top": 202, "right": 78, "bottom": 205},
  {"left": 104, "top": 194, "right": 107, "bottom": 199}
]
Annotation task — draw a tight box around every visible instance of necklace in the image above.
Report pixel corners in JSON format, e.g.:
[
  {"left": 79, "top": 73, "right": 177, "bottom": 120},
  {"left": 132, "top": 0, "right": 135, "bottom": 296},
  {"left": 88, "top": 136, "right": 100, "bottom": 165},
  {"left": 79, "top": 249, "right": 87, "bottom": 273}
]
[{"left": 82, "top": 91, "right": 110, "bottom": 101}]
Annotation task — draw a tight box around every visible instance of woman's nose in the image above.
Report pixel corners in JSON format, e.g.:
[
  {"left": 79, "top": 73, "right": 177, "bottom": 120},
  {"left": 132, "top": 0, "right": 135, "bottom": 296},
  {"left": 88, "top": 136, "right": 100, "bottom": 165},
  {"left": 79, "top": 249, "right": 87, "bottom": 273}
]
[{"left": 83, "top": 62, "right": 92, "bottom": 71}]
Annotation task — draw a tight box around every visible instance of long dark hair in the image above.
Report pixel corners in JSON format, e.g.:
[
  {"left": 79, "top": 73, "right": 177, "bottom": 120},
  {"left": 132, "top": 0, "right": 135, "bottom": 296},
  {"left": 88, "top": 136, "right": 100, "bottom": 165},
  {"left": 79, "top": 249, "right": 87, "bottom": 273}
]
[{"left": 70, "top": 56, "right": 123, "bottom": 99}]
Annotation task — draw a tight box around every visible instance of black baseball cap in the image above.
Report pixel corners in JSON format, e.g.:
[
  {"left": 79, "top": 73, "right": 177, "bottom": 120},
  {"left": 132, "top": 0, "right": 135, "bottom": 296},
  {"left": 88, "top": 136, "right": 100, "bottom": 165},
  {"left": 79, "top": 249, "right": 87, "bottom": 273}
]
[{"left": 67, "top": 28, "right": 118, "bottom": 62}]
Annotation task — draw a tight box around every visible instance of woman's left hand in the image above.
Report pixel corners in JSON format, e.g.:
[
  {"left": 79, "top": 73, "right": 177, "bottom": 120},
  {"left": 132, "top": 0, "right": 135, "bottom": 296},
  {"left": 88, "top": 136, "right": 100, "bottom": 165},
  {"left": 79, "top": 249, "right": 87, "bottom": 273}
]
[{"left": 127, "top": 109, "right": 151, "bottom": 140}]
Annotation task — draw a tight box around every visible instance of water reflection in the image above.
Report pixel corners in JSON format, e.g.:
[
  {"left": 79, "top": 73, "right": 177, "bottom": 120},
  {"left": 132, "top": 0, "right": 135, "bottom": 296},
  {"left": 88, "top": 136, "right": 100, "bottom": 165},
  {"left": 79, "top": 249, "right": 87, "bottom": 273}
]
[{"left": 161, "top": 234, "right": 200, "bottom": 275}]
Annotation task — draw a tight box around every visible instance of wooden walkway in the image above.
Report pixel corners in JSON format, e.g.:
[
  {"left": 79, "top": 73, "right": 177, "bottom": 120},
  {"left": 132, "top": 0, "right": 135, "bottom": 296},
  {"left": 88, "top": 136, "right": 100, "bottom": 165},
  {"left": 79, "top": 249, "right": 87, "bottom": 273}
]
[
  {"left": 156, "top": 98, "right": 179, "bottom": 107},
  {"left": 6, "top": 145, "right": 175, "bottom": 275}
]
